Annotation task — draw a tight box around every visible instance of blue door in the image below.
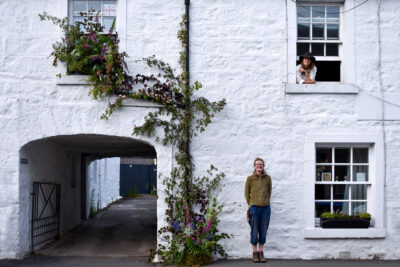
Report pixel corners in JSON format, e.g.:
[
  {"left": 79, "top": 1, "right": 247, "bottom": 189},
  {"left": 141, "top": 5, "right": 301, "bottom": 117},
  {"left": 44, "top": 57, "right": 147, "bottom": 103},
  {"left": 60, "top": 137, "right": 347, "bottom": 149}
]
[{"left": 120, "top": 164, "right": 157, "bottom": 196}]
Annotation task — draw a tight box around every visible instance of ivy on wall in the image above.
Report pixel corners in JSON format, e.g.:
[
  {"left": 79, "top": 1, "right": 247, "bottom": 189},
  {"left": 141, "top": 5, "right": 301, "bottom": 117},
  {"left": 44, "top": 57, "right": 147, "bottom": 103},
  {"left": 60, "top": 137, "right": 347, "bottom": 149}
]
[{"left": 40, "top": 11, "right": 230, "bottom": 265}]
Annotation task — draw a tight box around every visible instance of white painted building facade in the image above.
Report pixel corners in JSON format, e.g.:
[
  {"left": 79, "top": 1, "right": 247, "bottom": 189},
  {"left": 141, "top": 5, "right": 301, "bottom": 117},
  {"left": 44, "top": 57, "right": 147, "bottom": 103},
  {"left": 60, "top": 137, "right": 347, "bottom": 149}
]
[
  {"left": 0, "top": 0, "right": 400, "bottom": 260},
  {"left": 87, "top": 157, "right": 120, "bottom": 213}
]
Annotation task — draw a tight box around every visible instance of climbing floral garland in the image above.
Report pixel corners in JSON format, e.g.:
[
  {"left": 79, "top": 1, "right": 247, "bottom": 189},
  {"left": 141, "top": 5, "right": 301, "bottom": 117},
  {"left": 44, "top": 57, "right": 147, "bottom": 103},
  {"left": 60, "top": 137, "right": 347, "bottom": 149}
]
[{"left": 40, "top": 12, "right": 230, "bottom": 265}]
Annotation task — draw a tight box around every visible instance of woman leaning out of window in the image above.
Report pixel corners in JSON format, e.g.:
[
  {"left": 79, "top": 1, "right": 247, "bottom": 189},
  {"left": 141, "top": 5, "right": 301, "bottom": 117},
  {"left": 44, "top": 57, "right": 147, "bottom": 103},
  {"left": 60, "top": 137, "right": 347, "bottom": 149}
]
[
  {"left": 296, "top": 52, "right": 317, "bottom": 84},
  {"left": 245, "top": 158, "right": 272, "bottom": 263}
]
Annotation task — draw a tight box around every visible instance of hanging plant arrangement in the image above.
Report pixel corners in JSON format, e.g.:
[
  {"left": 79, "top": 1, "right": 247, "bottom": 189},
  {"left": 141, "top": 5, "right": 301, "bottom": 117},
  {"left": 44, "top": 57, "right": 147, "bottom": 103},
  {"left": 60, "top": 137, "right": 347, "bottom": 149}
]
[{"left": 40, "top": 11, "right": 230, "bottom": 266}]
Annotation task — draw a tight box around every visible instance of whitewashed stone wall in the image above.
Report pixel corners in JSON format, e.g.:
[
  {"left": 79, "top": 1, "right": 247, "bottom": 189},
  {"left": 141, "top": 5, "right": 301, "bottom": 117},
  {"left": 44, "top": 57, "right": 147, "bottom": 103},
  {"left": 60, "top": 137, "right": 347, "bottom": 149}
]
[
  {"left": 0, "top": 0, "right": 400, "bottom": 261},
  {"left": 87, "top": 157, "right": 121, "bottom": 215},
  {"left": 18, "top": 140, "right": 82, "bottom": 254}
]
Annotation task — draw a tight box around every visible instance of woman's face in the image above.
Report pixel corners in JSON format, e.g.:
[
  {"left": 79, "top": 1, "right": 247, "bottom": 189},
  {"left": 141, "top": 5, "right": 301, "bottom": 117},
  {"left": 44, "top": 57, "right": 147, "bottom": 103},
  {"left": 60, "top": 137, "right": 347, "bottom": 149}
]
[
  {"left": 254, "top": 160, "right": 264, "bottom": 174},
  {"left": 302, "top": 58, "right": 311, "bottom": 68}
]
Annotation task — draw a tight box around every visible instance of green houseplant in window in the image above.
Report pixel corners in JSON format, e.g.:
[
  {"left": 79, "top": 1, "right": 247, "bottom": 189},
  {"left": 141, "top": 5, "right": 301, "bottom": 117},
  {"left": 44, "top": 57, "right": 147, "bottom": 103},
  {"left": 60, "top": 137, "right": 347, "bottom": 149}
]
[{"left": 320, "top": 211, "right": 371, "bottom": 229}]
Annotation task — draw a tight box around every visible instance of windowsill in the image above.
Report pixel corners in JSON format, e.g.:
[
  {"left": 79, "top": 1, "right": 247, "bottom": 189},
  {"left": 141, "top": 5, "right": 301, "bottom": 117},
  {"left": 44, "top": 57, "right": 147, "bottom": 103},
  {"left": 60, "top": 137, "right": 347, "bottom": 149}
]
[
  {"left": 304, "top": 228, "right": 386, "bottom": 239},
  {"left": 56, "top": 75, "right": 89, "bottom": 85},
  {"left": 285, "top": 83, "right": 359, "bottom": 94}
]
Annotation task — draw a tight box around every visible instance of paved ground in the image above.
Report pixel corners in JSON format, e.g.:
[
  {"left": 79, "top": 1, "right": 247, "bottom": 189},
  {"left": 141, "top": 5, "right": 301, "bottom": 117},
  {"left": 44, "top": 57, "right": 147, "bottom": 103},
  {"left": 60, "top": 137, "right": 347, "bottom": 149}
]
[
  {"left": 2, "top": 256, "right": 400, "bottom": 267},
  {"left": 2, "top": 196, "right": 400, "bottom": 266},
  {"left": 35, "top": 196, "right": 157, "bottom": 257}
]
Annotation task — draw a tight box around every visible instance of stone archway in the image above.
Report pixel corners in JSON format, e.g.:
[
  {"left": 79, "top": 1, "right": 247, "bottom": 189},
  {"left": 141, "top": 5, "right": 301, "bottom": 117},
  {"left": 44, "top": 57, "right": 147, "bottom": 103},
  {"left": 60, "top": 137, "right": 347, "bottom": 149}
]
[{"left": 18, "top": 134, "right": 158, "bottom": 256}]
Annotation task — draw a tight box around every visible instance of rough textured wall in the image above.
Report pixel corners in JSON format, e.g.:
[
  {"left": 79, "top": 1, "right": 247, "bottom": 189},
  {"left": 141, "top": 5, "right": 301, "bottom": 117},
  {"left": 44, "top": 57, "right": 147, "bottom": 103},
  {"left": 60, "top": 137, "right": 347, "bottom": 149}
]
[
  {"left": 0, "top": 0, "right": 174, "bottom": 258},
  {"left": 189, "top": 0, "right": 400, "bottom": 260},
  {"left": 0, "top": 0, "right": 400, "bottom": 260},
  {"left": 87, "top": 157, "right": 121, "bottom": 214},
  {"left": 18, "top": 140, "right": 81, "bottom": 255}
]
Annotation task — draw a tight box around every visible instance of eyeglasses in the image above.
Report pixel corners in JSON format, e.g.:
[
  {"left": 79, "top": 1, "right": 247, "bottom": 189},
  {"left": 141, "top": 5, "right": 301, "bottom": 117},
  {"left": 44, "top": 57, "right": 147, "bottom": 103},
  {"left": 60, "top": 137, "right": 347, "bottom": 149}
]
[{"left": 255, "top": 164, "right": 264, "bottom": 166}]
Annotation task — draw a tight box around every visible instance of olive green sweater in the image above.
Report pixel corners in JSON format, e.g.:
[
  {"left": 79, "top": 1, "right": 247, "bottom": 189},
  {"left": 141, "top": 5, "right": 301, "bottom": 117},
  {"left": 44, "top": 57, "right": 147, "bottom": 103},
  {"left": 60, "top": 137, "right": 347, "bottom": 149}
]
[{"left": 245, "top": 173, "right": 272, "bottom": 206}]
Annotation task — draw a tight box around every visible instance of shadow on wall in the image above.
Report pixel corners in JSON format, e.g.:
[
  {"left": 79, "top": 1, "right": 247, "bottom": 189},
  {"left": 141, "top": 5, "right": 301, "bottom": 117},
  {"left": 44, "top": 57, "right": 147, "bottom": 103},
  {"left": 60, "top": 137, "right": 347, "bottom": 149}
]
[{"left": 17, "top": 134, "right": 157, "bottom": 256}]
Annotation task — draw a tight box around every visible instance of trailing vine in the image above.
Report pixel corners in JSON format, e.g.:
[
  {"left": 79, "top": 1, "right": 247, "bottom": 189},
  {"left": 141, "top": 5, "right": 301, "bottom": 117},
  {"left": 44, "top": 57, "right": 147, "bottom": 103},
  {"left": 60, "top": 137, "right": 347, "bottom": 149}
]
[{"left": 40, "top": 12, "right": 229, "bottom": 265}]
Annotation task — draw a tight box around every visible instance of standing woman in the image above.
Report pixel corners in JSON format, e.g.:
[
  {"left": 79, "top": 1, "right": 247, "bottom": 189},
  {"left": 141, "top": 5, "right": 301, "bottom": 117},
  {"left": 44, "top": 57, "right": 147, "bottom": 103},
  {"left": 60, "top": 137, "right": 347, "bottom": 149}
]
[{"left": 245, "top": 158, "right": 272, "bottom": 263}]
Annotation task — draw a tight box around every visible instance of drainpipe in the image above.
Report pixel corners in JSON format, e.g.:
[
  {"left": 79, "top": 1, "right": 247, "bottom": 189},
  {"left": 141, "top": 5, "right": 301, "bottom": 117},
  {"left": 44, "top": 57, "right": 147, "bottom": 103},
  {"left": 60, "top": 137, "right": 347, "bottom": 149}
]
[
  {"left": 184, "top": 0, "right": 192, "bottom": 201},
  {"left": 185, "top": 0, "right": 190, "bottom": 79}
]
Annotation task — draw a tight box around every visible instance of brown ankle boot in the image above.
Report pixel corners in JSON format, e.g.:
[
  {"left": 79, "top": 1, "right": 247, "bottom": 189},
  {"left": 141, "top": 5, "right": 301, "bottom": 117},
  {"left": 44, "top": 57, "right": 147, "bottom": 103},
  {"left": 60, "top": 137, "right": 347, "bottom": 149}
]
[
  {"left": 253, "top": 252, "right": 260, "bottom": 262},
  {"left": 258, "top": 251, "right": 266, "bottom": 263}
]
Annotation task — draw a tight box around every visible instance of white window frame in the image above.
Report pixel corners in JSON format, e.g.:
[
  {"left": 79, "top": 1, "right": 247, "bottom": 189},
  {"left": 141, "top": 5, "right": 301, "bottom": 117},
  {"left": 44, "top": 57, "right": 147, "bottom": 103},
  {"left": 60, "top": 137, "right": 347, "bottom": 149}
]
[
  {"left": 68, "top": 0, "right": 118, "bottom": 33},
  {"left": 296, "top": 4, "right": 343, "bottom": 77},
  {"left": 55, "top": 0, "right": 127, "bottom": 84},
  {"left": 304, "top": 133, "right": 386, "bottom": 238},
  {"left": 315, "top": 145, "right": 370, "bottom": 217},
  {"left": 286, "top": 0, "right": 357, "bottom": 94}
]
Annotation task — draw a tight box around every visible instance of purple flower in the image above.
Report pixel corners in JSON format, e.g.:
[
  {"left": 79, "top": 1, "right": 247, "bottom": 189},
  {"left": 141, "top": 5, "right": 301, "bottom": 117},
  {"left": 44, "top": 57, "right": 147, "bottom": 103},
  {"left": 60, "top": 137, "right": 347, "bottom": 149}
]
[
  {"left": 172, "top": 221, "right": 182, "bottom": 231},
  {"left": 91, "top": 56, "right": 97, "bottom": 61},
  {"left": 206, "top": 235, "right": 213, "bottom": 240}
]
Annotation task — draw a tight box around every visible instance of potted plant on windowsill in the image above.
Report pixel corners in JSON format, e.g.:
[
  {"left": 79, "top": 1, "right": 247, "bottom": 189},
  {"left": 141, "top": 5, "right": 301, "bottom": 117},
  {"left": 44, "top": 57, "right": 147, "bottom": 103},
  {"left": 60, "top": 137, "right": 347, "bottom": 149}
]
[{"left": 320, "top": 211, "right": 371, "bottom": 229}]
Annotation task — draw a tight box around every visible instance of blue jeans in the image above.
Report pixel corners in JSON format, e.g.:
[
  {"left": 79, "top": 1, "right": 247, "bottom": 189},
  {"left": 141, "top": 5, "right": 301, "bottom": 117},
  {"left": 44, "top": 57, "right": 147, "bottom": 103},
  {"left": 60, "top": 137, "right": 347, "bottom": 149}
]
[{"left": 249, "top": 205, "right": 271, "bottom": 245}]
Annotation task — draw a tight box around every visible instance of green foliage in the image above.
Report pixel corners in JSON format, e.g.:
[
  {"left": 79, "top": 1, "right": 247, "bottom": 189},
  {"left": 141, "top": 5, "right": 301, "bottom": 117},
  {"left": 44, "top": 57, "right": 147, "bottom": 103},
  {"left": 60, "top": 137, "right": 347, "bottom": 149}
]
[
  {"left": 39, "top": 11, "right": 126, "bottom": 100},
  {"left": 320, "top": 211, "right": 371, "bottom": 219},
  {"left": 89, "top": 189, "right": 96, "bottom": 218},
  {"left": 125, "top": 187, "right": 139, "bottom": 198},
  {"left": 150, "top": 186, "right": 158, "bottom": 198},
  {"left": 360, "top": 212, "right": 371, "bottom": 219}
]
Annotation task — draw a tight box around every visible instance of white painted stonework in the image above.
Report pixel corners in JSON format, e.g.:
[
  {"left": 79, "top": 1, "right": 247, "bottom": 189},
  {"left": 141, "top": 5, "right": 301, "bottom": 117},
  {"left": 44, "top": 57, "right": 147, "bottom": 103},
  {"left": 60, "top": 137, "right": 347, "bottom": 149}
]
[
  {"left": 87, "top": 158, "right": 121, "bottom": 214},
  {"left": 0, "top": 0, "right": 400, "bottom": 261}
]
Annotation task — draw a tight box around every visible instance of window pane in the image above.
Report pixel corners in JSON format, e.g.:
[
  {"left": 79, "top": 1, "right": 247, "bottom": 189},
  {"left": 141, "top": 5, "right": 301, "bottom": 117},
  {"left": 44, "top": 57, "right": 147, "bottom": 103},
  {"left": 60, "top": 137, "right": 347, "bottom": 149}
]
[
  {"left": 327, "top": 6, "right": 340, "bottom": 23},
  {"left": 326, "top": 43, "right": 338, "bottom": 56},
  {"left": 333, "top": 202, "right": 349, "bottom": 214},
  {"left": 316, "top": 165, "right": 332, "bottom": 181},
  {"left": 352, "top": 202, "right": 367, "bottom": 216},
  {"left": 353, "top": 166, "right": 369, "bottom": 182},
  {"left": 316, "top": 148, "right": 332, "bottom": 163},
  {"left": 311, "top": 43, "right": 324, "bottom": 56},
  {"left": 73, "top": 17, "right": 85, "bottom": 31},
  {"left": 334, "top": 165, "right": 350, "bottom": 181},
  {"left": 333, "top": 185, "right": 350, "bottom": 200},
  {"left": 316, "top": 185, "right": 331, "bottom": 200},
  {"left": 335, "top": 148, "right": 350, "bottom": 163},
  {"left": 73, "top": 0, "right": 86, "bottom": 16},
  {"left": 312, "top": 6, "right": 325, "bottom": 23},
  {"left": 327, "top": 24, "right": 339, "bottom": 39},
  {"left": 352, "top": 185, "right": 367, "bottom": 200},
  {"left": 104, "top": 1, "right": 117, "bottom": 16},
  {"left": 315, "top": 61, "right": 341, "bottom": 82},
  {"left": 312, "top": 24, "right": 324, "bottom": 39},
  {"left": 316, "top": 201, "right": 331, "bottom": 217},
  {"left": 298, "top": 23, "right": 310, "bottom": 39},
  {"left": 297, "top": 6, "right": 310, "bottom": 19},
  {"left": 88, "top": 0, "right": 101, "bottom": 12},
  {"left": 297, "top": 43, "right": 310, "bottom": 56},
  {"left": 103, "top": 17, "right": 115, "bottom": 32},
  {"left": 353, "top": 148, "right": 368, "bottom": 163}
]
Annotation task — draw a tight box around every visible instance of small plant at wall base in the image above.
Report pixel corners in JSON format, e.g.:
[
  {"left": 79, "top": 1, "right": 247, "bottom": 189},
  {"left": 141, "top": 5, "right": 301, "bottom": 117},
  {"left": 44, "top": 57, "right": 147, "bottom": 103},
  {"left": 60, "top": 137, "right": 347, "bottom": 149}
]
[
  {"left": 89, "top": 189, "right": 96, "bottom": 218},
  {"left": 41, "top": 13, "right": 230, "bottom": 265}
]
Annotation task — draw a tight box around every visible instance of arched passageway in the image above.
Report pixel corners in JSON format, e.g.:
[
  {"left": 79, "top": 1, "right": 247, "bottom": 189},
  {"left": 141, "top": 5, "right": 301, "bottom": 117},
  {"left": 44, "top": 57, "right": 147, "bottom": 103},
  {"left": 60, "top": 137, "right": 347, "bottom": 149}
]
[{"left": 18, "top": 134, "right": 158, "bottom": 257}]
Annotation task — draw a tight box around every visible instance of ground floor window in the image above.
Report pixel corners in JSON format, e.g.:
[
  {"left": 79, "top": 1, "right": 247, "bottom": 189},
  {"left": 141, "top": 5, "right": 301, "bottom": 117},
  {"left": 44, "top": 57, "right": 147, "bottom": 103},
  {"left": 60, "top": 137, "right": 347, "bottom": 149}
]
[{"left": 315, "top": 146, "right": 370, "bottom": 219}]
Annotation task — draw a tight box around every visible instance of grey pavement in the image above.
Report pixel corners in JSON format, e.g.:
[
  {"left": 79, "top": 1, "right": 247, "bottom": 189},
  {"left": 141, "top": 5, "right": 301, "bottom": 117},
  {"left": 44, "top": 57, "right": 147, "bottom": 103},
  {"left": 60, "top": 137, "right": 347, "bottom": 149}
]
[
  {"left": 2, "top": 257, "right": 400, "bottom": 267},
  {"left": 36, "top": 196, "right": 157, "bottom": 257}
]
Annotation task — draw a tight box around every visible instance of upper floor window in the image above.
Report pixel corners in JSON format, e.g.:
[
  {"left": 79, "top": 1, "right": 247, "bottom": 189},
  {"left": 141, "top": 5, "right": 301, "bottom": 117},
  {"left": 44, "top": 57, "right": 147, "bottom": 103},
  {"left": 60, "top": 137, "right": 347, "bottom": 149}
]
[
  {"left": 296, "top": 3, "right": 342, "bottom": 82},
  {"left": 69, "top": 0, "right": 117, "bottom": 32}
]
